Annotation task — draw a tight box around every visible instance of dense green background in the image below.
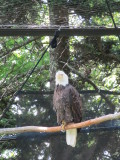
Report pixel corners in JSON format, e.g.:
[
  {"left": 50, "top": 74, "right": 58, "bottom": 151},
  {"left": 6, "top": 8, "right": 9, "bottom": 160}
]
[{"left": 0, "top": 0, "right": 120, "bottom": 159}]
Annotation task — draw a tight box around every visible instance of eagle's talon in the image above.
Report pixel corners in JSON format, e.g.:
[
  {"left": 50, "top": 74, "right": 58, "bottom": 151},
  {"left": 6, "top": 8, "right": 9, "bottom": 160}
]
[{"left": 61, "top": 120, "right": 66, "bottom": 132}]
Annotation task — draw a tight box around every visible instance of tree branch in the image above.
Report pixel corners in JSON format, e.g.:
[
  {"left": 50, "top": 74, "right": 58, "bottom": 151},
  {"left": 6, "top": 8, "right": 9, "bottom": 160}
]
[
  {"left": 0, "top": 112, "right": 120, "bottom": 135},
  {"left": 62, "top": 62, "right": 116, "bottom": 109},
  {"left": 0, "top": 37, "right": 40, "bottom": 59}
]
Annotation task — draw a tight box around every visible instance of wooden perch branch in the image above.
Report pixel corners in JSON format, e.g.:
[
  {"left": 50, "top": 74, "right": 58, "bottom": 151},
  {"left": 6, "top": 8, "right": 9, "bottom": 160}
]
[{"left": 0, "top": 112, "right": 120, "bottom": 135}]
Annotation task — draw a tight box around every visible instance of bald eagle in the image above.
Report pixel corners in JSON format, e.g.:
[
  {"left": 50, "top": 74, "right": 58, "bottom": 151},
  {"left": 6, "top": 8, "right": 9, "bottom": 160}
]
[{"left": 53, "top": 71, "right": 82, "bottom": 147}]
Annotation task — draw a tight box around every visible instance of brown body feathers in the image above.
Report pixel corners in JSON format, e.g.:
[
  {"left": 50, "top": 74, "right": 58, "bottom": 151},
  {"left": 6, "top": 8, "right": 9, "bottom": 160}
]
[{"left": 53, "top": 84, "right": 82, "bottom": 125}]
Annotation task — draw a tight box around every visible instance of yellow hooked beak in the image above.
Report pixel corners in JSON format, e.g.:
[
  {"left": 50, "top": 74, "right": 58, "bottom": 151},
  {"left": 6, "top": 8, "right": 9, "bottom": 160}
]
[{"left": 57, "top": 74, "right": 63, "bottom": 80}]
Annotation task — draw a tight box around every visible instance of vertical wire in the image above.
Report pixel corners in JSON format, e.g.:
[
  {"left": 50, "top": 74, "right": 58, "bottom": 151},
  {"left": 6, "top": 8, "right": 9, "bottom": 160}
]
[{"left": 105, "top": 0, "right": 120, "bottom": 41}]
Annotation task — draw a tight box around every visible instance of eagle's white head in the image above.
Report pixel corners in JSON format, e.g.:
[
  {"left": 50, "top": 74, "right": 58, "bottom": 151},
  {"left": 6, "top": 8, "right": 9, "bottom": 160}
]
[{"left": 55, "top": 70, "right": 69, "bottom": 86}]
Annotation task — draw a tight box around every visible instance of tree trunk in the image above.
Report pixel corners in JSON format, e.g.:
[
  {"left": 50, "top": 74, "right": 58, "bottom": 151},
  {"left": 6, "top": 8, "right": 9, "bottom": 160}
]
[
  {"left": 49, "top": 3, "right": 69, "bottom": 89},
  {"left": 48, "top": 2, "right": 72, "bottom": 160}
]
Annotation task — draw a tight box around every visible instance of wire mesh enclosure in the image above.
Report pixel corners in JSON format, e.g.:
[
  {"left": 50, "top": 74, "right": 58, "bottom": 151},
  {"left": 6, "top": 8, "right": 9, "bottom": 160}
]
[{"left": 0, "top": 0, "right": 120, "bottom": 160}]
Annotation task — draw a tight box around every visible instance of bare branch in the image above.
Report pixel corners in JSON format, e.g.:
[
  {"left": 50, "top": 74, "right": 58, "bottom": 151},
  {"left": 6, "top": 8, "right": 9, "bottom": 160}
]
[
  {"left": 0, "top": 112, "right": 120, "bottom": 135},
  {"left": 62, "top": 62, "right": 116, "bottom": 109},
  {"left": 0, "top": 37, "right": 41, "bottom": 59}
]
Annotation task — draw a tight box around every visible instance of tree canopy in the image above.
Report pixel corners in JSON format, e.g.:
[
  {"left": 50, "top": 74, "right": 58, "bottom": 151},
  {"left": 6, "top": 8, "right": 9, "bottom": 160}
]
[{"left": 0, "top": 0, "right": 120, "bottom": 159}]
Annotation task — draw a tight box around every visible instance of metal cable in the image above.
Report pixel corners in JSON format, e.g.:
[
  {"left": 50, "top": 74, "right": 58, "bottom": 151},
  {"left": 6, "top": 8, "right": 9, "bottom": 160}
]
[{"left": 105, "top": 0, "right": 120, "bottom": 41}]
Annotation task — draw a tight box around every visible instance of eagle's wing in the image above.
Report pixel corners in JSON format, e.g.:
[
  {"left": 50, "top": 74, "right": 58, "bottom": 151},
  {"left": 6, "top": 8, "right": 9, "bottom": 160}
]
[
  {"left": 53, "top": 84, "right": 82, "bottom": 124},
  {"left": 53, "top": 87, "right": 57, "bottom": 112},
  {"left": 68, "top": 85, "right": 82, "bottom": 123},
  {"left": 53, "top": 85, "right": 74, "bottom": 124}
]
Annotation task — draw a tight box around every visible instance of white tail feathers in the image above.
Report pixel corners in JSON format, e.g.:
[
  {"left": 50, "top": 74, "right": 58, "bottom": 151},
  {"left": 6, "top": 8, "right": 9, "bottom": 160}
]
[{"left": 66, "top": 128, "right": 77, "bottom": 147}]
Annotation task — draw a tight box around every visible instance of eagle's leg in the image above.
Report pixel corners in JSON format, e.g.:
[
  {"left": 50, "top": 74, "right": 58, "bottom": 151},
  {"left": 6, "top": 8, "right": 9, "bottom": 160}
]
[{"left": 61, "top": 120, "right": 66, "bottom": 132}]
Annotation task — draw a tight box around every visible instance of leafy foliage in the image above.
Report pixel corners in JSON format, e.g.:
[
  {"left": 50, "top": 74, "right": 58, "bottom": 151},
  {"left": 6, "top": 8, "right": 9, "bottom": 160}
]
[{"left": 0, "top": 0, "right": 120, "bottom": 160}]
